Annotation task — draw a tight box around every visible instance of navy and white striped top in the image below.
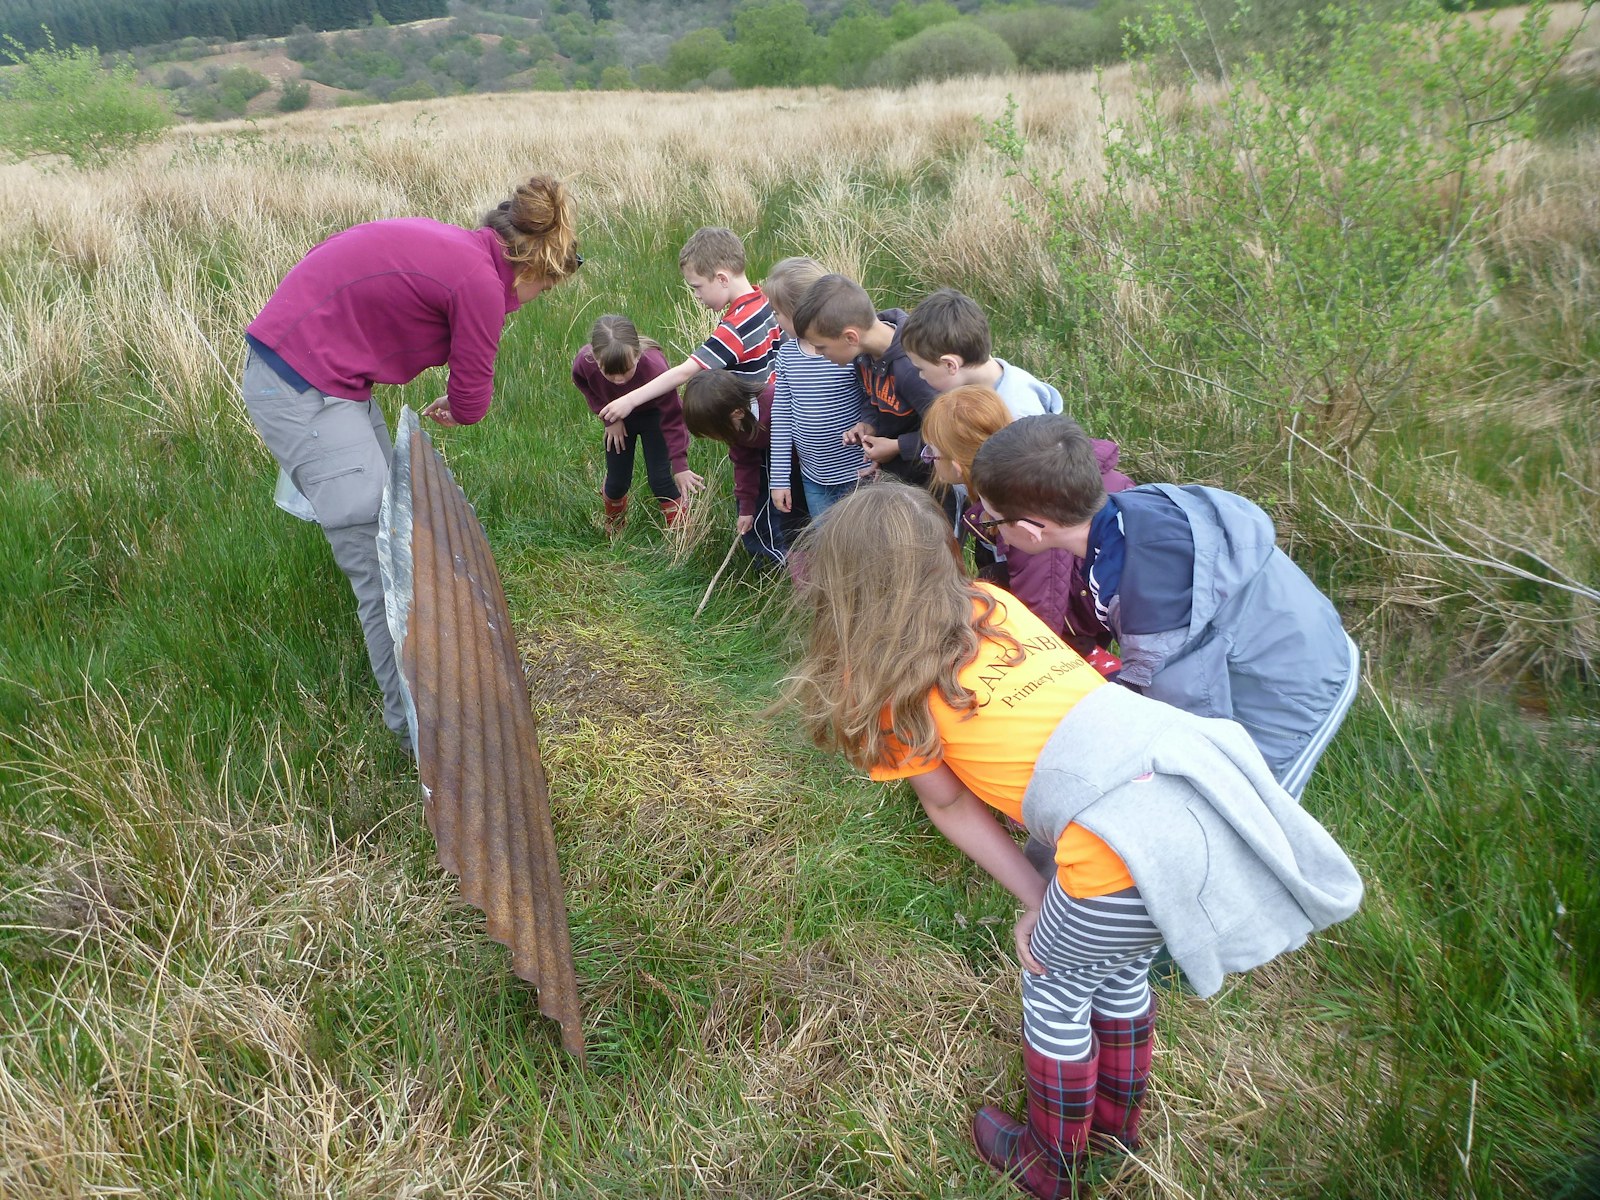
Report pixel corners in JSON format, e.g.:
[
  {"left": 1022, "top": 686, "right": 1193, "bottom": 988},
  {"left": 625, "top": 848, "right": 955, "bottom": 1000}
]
[{"left": 769, "top": 337, "right": 869, "bottom": 489}]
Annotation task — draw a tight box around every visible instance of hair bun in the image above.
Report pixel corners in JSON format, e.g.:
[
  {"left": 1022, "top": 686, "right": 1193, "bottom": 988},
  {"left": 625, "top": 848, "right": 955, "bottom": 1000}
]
[{"left": 510, "top": 176, "right": 564, "bottom": 236}]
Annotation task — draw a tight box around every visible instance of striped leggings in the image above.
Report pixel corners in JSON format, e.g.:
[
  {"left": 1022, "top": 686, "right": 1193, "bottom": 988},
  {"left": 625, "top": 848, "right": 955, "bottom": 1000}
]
[{"left": 1022, "top": 883, "right": 1163, "bottom": 1060}]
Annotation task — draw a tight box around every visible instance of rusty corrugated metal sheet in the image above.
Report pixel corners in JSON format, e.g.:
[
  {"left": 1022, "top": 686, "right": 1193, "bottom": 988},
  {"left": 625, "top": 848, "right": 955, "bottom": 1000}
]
[{"left": 385, "top": 408, "right": 583, "bottom": 1061}]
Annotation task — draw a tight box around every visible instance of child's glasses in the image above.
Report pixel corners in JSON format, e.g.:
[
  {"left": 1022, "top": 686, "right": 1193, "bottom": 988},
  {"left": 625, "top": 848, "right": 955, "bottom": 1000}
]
[
  {"left": 919, "top": 444, "right": 941, "bottom": 465},
  {"left": 968, "top": 513, "right": 1043, "bottom": 540}
]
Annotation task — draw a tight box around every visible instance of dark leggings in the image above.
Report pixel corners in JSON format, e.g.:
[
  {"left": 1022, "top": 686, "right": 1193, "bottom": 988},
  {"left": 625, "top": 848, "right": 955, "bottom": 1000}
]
[{"left": 603, "top": 406, "right": 679, "bottom": 502}]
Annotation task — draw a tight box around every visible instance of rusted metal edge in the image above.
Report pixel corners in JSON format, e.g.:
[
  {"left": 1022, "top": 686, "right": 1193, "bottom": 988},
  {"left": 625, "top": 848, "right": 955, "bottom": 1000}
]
[{"left": 379, "top": 406, "right": 584, "bottom": 1061}]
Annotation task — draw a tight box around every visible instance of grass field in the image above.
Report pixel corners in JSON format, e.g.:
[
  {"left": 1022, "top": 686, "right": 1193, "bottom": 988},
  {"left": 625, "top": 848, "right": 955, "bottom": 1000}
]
[{"left": 1, "top": 13, "right": 1598, "bottom": 1197}]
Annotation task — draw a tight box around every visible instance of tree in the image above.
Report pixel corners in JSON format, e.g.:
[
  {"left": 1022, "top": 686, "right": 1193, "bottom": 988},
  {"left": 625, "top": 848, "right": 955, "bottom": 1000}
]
[
  {"left": 277, "top": 78, "right": 312, "bottom": 109},
  {"left": 0, "top": 31, "right": 173, "bottom": 166},
  {"left": 822, "top": 1, "right": 890, "bottom": 86},
  {"left": 888, "top": 0, "right": 960, "bottom": 42},
  {"left": 729, "top": 0, "right": 821, "bottom": 88},
  {"left": 663, "top": 26, "right": 728, "bottom": 87},
  {"left": 876, "top": 20, "right": 1015, "bottom": 86}
]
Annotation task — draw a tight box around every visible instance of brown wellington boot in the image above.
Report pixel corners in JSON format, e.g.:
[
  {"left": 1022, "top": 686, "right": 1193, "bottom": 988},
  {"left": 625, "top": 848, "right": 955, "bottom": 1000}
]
[{"left": 602, "top": 492, "right": 628, "bottom": 536}]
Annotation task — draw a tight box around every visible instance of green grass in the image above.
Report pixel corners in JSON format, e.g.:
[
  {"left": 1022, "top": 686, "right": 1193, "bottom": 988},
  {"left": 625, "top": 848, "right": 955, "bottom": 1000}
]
[{"left": 1, "top": 145, "right": 1598, "bottom": 1200}]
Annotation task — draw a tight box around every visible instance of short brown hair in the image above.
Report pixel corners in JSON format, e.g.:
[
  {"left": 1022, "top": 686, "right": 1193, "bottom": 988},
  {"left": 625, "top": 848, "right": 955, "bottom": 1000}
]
[
  {"left": 762, "top": 256, "right": 828, "bottom": 317},
  {"left": 968, "top": 414, "right": 1107, "bottom": 526},
  {"left": 900, "top": 288, "right": 992, "bottom": 365},
  {"left": 679, "top": 227, "right": 746, "bottom": 277},
  {"left": 921, "top": 386, "right": 1011, "bottom": 488},
  {"left": 792, "top": 274, "right": 876, "bottom": 341},
  {"left": 683, "top": 370, "right": 763, "bottom": 445}
]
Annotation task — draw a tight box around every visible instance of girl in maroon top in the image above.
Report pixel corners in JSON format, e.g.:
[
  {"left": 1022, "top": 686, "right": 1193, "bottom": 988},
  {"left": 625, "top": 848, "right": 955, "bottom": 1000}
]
[
  {"left": 682, "top": 370, "right": 806, "bottom": 566},
  {"left": 573, "top": 315, "right": 705, "bottom": 536}
]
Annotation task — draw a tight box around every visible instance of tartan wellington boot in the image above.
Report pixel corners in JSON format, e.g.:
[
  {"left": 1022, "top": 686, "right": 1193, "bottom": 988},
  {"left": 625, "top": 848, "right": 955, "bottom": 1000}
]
[
  {"left": 602, "top": 492, "right": 629, "bottom": 536},
  {"left": 972, "top": 1042, "right": 1098, "bottom": 1200},
  {"left": 659, "top": 496, "right": 686, "bottom": 528},
  {"left": 1090, "top": 998, "right": 1156, "bottom": 1153}
]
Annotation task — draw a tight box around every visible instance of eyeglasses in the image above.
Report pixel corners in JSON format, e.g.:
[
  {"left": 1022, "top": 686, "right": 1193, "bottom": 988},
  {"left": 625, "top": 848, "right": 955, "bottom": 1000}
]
[
  {"left": 574, "top": 251, "right": 585, "bottom": 268},
  {"left": 919, "top": 444, "right": 942, "bottom": 465},
  {"left": 969, "top": 513, "right": 1043, "bottom": 540}
]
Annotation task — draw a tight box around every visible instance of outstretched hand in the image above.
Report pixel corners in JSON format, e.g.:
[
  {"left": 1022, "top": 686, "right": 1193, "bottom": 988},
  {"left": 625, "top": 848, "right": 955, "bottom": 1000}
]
[{"left": 675, "top": 469, "right": 706, "bottom": 497}]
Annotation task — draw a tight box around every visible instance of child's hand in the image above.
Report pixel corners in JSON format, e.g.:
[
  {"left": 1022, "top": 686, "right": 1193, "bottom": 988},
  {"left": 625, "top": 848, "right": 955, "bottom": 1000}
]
[
  {"left": 423, "top": 395, "right": 459, "bottom": 426},
  {"left": 861, "top": 435, "right": 899, "bottom": 465},
  {"left": 771, "top": 487, "right": 791, "bottom": 513},
  {"left": 736, "top": 515, "right": 754, "bottom": 535},
  {"left": 1014, "top": 906, "right": 1047, "bottom": 975},
  {"left": 604, "top": 421, "right": 626, "bottom": 453},
  {"left": 841, "top": 421, "right": 874, "bottom": 446},
  {"left": 598, "top": 396, "right": 636, "bottom": 424},
  {"left": 675, "top": 469, "right": 705, "bottom": 496}
]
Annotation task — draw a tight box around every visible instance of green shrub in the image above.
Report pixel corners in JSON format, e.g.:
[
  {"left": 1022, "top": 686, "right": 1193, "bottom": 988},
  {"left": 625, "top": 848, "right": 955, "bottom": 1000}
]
[
  {"left": 876, "top": 20, "right": 1016, "bottom": 86},
  {"left": 664, "top": 27, "right": 730, "bottom": 88},
  {"left": 0, "top": 31, "right": 173, "bottom": 166},
  {"left": 276, "top": 80, "right": 312, "bottom": 112}
]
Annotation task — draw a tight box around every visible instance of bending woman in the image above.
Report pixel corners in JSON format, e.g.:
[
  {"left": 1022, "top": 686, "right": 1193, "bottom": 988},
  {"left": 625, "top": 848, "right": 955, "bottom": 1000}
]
[{"left": 242, "top": 175, "right": 581, "bottom": 752}]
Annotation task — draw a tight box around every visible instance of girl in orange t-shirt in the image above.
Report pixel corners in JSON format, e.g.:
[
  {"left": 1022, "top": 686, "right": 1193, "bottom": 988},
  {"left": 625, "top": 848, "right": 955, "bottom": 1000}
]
[{"left": 783, "top": 481, "right": 1162, "bottom": 1200}]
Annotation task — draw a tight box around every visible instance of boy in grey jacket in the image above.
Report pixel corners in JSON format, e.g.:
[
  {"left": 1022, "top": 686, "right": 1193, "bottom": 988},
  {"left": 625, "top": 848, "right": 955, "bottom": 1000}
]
[{"left": 971, "top": 414, "right": 1360, "bottom": 798}]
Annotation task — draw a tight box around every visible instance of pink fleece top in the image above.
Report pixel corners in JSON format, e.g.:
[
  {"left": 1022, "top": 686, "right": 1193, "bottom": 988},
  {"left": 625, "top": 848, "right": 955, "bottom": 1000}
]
[{"left": 247, "top": 219, "right": 523, "bottom": 425}]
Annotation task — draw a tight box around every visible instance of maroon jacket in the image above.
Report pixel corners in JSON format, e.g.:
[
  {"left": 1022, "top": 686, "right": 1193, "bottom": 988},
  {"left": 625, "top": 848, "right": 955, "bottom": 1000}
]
[
  {"left": 571, "top": 345, "right": 691, "bottom": 475},
  {"left": 726, "top": 377, "right": 779, "bottom": 517},
  {"left": 978, "top": 438, "right": 1134, "bottom": 649}
]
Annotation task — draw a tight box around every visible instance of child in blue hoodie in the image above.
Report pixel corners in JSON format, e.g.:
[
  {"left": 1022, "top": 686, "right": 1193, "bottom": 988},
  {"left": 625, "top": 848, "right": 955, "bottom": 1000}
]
[{"left": 970, "top": 414, "right": 1360, "bottom": 798}]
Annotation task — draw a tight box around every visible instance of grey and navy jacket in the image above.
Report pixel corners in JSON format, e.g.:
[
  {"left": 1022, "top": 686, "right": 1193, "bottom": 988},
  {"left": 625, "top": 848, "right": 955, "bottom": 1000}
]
[
  {"left": 1023, "top": 683, "right": 1364, "bottom": 998},
  {"left": 1084, "top": 484, "right": 1354, "bottom": 784}
]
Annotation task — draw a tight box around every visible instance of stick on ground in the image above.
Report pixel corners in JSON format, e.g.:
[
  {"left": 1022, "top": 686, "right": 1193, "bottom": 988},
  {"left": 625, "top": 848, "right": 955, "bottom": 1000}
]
[{"left": 695, "top": 532, "right": 743, "bottom": 619}]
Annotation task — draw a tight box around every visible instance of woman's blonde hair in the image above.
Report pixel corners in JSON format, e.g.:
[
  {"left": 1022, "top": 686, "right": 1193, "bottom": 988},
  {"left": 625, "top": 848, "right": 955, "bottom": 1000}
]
[
  {"left": 483, "top": 174, "right": 580, "bottom": 287},
  {"left": 781, "top": 481, "right": 1017, "bottom": 773},
  {"left": 921, "top": 385, "right": 1012, "bottom": 493}
]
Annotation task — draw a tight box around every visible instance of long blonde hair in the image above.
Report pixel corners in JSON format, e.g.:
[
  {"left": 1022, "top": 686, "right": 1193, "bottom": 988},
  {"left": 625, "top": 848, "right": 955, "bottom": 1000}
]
[
  {"left": 921, "top": 385, "right": 1012, "bottom": 493},
  {"left": 783, "top": 482, "right": 1018, "bottom": 772},
  {"left": 483, "top": 174, "right": 580, "bottom": 287}
]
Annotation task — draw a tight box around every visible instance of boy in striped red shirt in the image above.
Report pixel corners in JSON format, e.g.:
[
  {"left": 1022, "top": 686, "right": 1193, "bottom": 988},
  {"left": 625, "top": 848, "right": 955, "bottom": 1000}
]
[{"left": 597, "top": 227, "right": 780, "bottom": 432}]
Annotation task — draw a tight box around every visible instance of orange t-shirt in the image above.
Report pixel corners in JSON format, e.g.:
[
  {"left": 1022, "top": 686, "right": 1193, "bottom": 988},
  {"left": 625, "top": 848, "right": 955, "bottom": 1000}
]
[{"left": 870, "top": 584, "right": 1135, "bottom": 897}]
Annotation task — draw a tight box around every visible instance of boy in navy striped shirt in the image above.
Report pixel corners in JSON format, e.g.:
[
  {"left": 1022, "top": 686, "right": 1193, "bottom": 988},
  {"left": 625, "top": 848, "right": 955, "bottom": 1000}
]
[{"left": 598, "top": 227, "right": 780, "bottom": 434}]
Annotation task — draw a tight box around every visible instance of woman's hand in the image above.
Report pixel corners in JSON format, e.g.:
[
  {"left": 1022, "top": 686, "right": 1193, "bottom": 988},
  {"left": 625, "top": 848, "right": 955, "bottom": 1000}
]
[
  {"left": 770, "top": 487, "right": 791, "bottom": 513},
  {"left": 675, "top": 469, "right": 706, "bottom": 496},
  {"left": 423, "top": 396, "right": 459, "bottom": 426},
  {"left": 604, "top": 421, "right": 626, "bottom": 453},
  {"left": 736, "top": 514, "right": 754, "bottom": 535},
  {"left": 1014, "top": 905, "right": 1047, "bottom": 975}
]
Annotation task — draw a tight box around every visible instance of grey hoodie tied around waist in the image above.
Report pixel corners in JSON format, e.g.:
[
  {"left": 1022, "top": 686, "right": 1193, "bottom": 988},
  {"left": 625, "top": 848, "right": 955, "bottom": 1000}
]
[{"left": 1022, "top": 684, "right": 1363, "bottom": 998}]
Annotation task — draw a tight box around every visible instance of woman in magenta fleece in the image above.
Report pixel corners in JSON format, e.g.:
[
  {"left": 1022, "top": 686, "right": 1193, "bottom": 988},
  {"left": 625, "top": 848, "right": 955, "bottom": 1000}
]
[{"left": 242, "top": 174, "right": 581, "bottom": 754}]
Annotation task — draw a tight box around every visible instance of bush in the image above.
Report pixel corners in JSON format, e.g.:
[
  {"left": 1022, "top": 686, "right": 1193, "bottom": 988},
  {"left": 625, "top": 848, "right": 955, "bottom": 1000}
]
[
  {"left": 276, "top": 79, "right": 312, "bottom": 112},
  {"left": 213, "top": 66, "right": 271, "bottom": 114},
  {"left": 0, "top": 32, "right": 173, "bottom": 166},
  {"left": 876, "top": 20, "right": 1016, "bottom": 86},
  {"left": 981, "top": 7, "right": 1123, "bottom": 72},
  {"left": 665, "top": 27, "right": 730, "bottom": 87}
]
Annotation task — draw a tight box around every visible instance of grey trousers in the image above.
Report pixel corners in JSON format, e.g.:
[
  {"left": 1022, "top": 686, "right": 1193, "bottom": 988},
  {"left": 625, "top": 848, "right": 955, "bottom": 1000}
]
[{"left": 241, "top": 346, "right": 407, "bottom": 739}]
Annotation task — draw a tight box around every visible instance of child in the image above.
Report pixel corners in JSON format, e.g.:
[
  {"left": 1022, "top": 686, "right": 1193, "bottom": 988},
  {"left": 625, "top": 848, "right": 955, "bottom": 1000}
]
[
  {"left": 782, "top": 482, "right": 1362, "bottom": 1199},
  {"left": 572, "top": 314, "right": 704, "bottom": 535},
  {"left": 762, "top": 257, "right": 869, "bottom": 520},
  {"left": 682, "top": 370, "right": 807, "bottom": 565},
  {"left": 790, "top": 273, "right": 937, "bottom": 487},
  {"left": 900, "top": 288, "right": 1064, "bottom": 418},
  {"left": 971, "top": 414, "right": 1361, "bottom": 798},
  {"left": 922, "top": 385, "right": 1130, "bottom": 673},
  {"left": 597, "top": 227, "right": 780, "bottom": 426}
]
